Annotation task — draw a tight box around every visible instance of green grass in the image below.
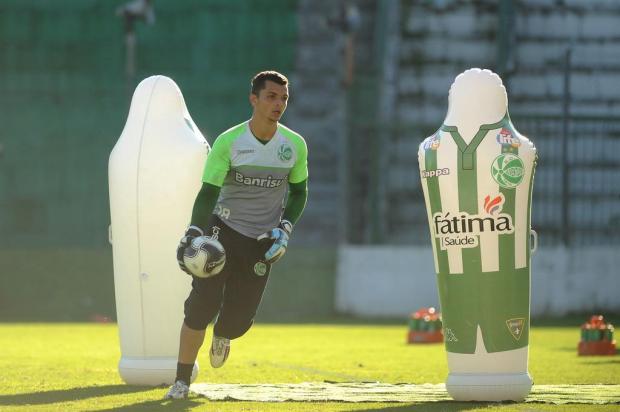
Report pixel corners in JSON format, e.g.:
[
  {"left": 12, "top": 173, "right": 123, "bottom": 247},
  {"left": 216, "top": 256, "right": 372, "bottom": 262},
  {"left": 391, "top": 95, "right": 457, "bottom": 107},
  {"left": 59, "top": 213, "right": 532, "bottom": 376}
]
[{"left": 0, "top": 323, "right": 618, "bottom": 411}]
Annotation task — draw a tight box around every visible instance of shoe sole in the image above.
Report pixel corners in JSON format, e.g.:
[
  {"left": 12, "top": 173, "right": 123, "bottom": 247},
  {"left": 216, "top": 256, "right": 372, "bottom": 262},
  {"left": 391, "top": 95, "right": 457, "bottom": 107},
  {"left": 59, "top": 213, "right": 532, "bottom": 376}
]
[{"left": 210, "top": 345, "right": 230, "bottom": 368}]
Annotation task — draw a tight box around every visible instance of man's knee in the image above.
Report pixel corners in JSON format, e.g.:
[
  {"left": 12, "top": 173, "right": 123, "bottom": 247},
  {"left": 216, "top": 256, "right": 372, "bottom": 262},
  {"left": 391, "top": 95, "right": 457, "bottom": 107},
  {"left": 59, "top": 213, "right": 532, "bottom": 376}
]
[
  {"left": 183, "top": 290, "right": 219, "bottom": 330},
  {"left": 214, "top": 311, "right": 256, "bottom": 340}
]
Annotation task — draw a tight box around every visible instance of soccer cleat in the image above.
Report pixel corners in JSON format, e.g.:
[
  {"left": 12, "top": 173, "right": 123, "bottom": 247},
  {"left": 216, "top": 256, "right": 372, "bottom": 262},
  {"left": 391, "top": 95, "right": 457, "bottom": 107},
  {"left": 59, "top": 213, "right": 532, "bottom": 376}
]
[
  {"left": 164, "top": 380, "right": 189, "bottom": 399},
  {"left": 209, "top": 335, "right": 230, "bottom": 368}
]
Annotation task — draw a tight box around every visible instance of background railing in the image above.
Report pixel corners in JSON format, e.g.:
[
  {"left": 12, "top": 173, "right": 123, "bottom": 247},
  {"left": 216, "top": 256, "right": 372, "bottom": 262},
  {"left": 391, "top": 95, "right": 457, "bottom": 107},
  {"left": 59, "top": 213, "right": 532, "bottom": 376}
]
[{"left": 342, "top": 113, "right": 620, "bottom": 247}]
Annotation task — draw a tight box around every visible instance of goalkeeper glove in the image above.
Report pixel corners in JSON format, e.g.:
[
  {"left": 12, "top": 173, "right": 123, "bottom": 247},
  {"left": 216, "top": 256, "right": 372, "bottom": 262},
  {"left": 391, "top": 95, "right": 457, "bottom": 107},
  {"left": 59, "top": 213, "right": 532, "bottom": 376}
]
[
  {"left": 176, "top": 225, "right": 204, "bottom": 275},
  {"left": 257, "top": 220, "right": 292, "bottom": 264}
]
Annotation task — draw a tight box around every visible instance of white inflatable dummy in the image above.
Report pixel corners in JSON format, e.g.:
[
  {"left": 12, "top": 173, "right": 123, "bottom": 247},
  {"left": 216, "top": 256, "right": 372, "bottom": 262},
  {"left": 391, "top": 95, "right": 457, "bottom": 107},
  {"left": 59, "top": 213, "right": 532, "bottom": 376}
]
[
  {"left": 109, "top": 76, "right": 209, "bottom": 385},
  {"left": 418, "top": 68, "right": 537, "bottom": 401}
]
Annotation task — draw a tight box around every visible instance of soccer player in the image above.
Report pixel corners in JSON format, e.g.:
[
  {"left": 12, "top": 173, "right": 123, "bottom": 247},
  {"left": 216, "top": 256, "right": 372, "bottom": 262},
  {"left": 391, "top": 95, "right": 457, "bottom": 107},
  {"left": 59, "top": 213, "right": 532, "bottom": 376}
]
[{"left": 165, "top": 71, "right": 308, "bottom": 399}]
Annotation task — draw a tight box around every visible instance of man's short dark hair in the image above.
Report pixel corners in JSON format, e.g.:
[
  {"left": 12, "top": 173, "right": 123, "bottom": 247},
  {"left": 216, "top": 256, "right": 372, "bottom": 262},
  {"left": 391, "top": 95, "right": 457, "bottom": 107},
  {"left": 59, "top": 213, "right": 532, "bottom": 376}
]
[{"left": 251, "top": 71, "right": 289, "bottom": 96}]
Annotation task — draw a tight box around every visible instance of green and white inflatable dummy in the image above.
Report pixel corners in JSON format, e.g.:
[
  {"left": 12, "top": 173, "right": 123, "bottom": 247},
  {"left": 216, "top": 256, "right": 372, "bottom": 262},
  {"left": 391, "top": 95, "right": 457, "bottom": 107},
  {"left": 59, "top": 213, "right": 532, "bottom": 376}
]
[
  {"left": 109, "top": 76, "right": 208, "bottom": 385},
  {"left": 418, "top": 68, "right": 537, "bottom": 401}
]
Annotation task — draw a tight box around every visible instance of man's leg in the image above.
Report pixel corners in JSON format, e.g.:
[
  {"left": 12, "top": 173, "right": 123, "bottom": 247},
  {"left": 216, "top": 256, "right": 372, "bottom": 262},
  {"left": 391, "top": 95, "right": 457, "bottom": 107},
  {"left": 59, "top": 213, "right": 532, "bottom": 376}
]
[
  {"left": 166, "top": 217, "right": 232, "bottom": 399},
  {"left": 173, "top": 322, "right": 207, "bottom": 385},
  {"left": 210, "top": 251, "right": 271, "bottom": 367},
  {"left": 166, "top": 279, "right": 224, "bottom": 400},
  {"left": 178, "top": 322, "right": 206, "bottom": 363},
  {"left": 165, "top": 323, "right": 205, "bottom": 400},
  {"left": 173, "top": 274, "right": 227, "bottom": 384},
  {"left": 213, "top": 269, "right": 270, "bottom": 340}
]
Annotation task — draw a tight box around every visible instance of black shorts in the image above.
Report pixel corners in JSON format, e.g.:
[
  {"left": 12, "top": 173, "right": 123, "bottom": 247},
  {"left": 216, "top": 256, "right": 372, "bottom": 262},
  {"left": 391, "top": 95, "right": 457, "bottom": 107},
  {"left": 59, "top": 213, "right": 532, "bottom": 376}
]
[{"left": 183, "top": 216, "right": 272, "bottom": 338}]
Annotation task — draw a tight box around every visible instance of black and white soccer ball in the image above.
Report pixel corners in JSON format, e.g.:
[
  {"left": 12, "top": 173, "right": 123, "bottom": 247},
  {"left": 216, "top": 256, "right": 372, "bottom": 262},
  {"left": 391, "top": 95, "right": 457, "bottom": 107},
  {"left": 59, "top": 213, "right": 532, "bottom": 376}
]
[{"left": 183, "top": 236, "right": 226, "bottom": 278}]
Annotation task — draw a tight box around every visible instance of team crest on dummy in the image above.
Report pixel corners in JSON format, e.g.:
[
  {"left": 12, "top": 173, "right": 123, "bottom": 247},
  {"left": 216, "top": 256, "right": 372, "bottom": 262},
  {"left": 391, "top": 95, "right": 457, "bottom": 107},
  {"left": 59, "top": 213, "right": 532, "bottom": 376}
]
[
  {"left": 491, "top": 153, "right": 524, "bottom": 189},
  {"left": 506, "top": 318, "right": 526, "bottom": 341},
  {"left": 422, "top": 133, "right": 441, "bottom": 151}
]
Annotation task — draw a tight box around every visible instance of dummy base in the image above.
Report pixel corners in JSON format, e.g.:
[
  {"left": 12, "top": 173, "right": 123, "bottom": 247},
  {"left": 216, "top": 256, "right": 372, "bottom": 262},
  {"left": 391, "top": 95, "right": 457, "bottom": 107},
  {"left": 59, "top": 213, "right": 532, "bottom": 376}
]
[{"left": 446, "top": 372, "right": 532, "bottom": 401}]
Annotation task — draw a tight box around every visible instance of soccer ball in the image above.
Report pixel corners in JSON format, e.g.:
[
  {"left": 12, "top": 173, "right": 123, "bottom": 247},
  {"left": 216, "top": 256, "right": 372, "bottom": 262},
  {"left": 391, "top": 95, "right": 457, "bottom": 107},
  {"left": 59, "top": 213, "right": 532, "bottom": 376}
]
[{"left": 183, "top": 236, "right": 226, "bottom": 278}]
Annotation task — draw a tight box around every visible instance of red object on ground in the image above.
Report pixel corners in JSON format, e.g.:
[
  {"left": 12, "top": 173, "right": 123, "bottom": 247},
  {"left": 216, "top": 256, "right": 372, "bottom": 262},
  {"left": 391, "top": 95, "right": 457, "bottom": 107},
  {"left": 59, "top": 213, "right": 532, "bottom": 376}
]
[
  {"left": 90, "top": 313, "right": 112, "bottom": 323},
  {"left": 407, "top": 307, "right": 444, "bottom": 344},
  {"left": 577, "top": 315, "right": 616, "bottom": 356},
  {"left": 578, "top": 340, "right": 616, "bottom": 356},
  {"left": 407, "top": 330, "right": 444, "bottom": 344}
]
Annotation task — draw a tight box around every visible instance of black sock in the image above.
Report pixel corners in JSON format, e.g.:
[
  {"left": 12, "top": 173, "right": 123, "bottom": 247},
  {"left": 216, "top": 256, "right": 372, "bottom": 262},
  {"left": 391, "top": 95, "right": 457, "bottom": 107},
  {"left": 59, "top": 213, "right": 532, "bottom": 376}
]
[{"left": 175, "top": 362, "right": 194, "bottom": 385}]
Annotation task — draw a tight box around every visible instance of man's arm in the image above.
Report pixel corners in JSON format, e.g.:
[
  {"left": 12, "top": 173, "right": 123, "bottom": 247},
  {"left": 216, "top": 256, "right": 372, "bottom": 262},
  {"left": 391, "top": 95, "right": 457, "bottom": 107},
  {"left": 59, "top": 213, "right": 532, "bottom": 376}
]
[
  {"left": 257, "top": 131, "right": 308, "bottom": 264},
  {"left": 177, "top": 129, "right": 233, "bottom": 274},
  {"left": 190, "top": 182, "right": 221, "bottom": 230},
  {"left": 282, "top": 178, "right": 308, "bottom": 226},
  {"left": 192, "top": 131, "right": 231, "bottom": 228},
  {"left": 257, "top": 179, "right": 308, "bottom": 264},
  {"left": 176, "top": 182, "right": 221, "bottom": 275},
  {"left": 283, "top": 130, "right": 308, "bottom": 228}
]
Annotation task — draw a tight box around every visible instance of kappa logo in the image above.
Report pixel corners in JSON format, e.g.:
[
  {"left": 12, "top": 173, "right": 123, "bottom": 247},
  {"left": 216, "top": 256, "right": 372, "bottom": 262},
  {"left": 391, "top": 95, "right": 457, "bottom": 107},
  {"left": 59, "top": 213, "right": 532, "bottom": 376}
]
[
  {"left": 421, "top": 168, "right": 450, "bottom": 179},
  {"left": 506, "top": 318, "right": 526, "bottom": 341},
  {"left": 491, "top": 153, "right": 524, "bottom": 189},
  {"left": 496, "top": 128, "right": 521, "bottom": 148},
  {"left": 444, "top": 328, "right": 459, "bottom": 342},
  {"left": 277, "top": 144, "right": 293, "bottom": 162},
  {"left": 423, "top": 134, "right": 441, "bottom": 151}
]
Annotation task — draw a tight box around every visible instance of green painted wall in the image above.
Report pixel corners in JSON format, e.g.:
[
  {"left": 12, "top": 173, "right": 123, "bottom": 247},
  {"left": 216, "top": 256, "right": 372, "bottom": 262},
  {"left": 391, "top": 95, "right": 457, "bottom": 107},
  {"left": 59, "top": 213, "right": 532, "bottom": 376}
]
[
  {"left": 0, "top": 0, "right": 297, "bottom": 248},
  {"left": 0, "top": 248, "right": 335, "bottom": 322},
  {"left": 0, "top": 1, "right": 336, "bottom": 321}
]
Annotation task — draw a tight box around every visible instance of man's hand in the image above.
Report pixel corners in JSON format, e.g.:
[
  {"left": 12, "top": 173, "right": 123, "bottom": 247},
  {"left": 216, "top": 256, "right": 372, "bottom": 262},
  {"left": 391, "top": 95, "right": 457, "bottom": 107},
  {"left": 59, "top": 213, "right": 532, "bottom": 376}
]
[
  {"left": 176, "top": 225, "right": 204, "bottom": 275},
  {"left": 257, "top": 220, "right": 292, "bottom": 264}
]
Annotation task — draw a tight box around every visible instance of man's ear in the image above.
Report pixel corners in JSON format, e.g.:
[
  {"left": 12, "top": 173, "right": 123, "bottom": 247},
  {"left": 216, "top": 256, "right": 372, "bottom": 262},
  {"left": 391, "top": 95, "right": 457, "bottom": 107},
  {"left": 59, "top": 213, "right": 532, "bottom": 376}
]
[{"left": 249, "top": 93, "right": 258, "bottom": 108}]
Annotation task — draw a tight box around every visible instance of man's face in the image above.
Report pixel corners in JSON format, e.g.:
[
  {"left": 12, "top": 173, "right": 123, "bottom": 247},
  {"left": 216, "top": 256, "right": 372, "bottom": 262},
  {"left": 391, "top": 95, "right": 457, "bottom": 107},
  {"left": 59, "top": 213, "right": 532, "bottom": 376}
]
[{"left": 250, "top": 80, "right": 289, "bottom": 122}]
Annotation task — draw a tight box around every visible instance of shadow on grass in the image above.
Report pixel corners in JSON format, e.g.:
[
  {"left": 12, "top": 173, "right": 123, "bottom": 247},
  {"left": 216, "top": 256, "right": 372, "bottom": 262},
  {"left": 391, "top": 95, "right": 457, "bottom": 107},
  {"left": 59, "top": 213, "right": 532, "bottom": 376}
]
[
  {"left": 556, "top": 346, "right": 582, "bottom": 352},
  {"left": 256, "top": 315, "right": 408, "bottom": 325},
  {"left": 0, "top": 384, "right": 152, "bottom": 406},
  {"left": 554, "top": 346, "right": 619, "bottom": 355},
  {"left": 578, "top": 358, "right": 620, "bottom": 365},
  {"left": 97, "top": 398, "right": 203, "bottom": 411},
  {"left": 353, "top": 401, "right": 501, "bottom": 412},
  {"left": 531, "top": 314, "right": 619, "bottom": 328},
  {"left": 103, "top": 399, "right": 509, "bottom": 412}
]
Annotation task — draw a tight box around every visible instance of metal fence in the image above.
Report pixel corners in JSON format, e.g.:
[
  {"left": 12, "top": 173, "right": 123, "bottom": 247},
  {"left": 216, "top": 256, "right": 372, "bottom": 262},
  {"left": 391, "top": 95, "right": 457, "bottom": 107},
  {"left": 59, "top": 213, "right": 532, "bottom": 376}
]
[
  {"left": 344, "top": 114, "right": 620, "bottom": 246},
  {"left": 516, "top": 114, "right": 620, "bottom": 246}
]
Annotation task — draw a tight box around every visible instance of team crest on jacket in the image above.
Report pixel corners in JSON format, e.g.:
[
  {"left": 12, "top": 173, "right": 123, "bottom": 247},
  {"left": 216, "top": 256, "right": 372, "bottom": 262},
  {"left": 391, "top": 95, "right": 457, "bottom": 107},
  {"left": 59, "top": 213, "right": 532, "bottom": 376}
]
[{"left": 278, "top": 144, "right": 293, "bottom": 161}]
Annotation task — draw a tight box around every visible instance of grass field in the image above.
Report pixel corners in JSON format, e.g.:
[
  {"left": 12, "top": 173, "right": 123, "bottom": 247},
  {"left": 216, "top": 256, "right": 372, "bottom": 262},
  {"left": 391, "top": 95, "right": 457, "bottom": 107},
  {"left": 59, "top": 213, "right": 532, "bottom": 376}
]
[{"left": 0, "top": 322, "right": 618, "bottom": 411}]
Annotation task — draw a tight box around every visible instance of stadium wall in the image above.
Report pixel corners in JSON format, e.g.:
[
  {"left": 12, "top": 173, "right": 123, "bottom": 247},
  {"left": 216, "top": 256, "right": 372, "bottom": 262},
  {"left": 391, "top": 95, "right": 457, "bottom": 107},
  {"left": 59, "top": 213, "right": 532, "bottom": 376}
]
[
  {"left": 347, "top": 0, "right": 620, "bottom": 244},
  {"left": 335, "top": 245, "right": 620, "bottom": 318}
]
